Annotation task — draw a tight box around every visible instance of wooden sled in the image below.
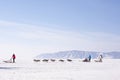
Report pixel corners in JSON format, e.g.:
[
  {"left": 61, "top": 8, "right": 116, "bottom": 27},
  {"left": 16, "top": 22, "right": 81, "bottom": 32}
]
[
  {"left": 94, "top": 59, "right": 102, "bottom": 62},
  {"left": 3, "top": 59, "right": 12, "bottom": 63},
  {"left": 82, "top": 58, "right": 90, "bottom": 62}
]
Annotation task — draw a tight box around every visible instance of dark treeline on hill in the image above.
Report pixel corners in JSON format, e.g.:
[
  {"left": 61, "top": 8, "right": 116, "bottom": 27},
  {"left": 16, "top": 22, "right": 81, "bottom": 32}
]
[{"left": 35, "top": 50, "right": 120, "bottom": 59}]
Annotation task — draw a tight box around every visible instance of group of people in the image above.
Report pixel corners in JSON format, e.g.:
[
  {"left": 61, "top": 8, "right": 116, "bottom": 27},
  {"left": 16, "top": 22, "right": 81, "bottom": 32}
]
[
  {"left": 83, "top": 54, "right": 103, "bottom": 62},
  {"left": 4, "top": 54, "right": 103, "bottom": 63}
]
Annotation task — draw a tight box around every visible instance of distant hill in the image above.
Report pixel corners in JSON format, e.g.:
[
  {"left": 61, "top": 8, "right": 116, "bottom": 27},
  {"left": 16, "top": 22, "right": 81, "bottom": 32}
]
[{"left": 35, "top": 50, "right": 120, "bottom": 59}]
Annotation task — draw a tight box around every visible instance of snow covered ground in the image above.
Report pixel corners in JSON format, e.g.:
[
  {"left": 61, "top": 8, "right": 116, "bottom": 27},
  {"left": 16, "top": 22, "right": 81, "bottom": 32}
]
[{"left": 0, "top": 59, "right": 120, "bottom": 80}]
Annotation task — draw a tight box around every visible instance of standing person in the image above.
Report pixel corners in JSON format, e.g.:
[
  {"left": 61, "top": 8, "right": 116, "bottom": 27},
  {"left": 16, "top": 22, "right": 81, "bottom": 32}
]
[
  {"left": 94, "top": 54, "right": 103, "bottom": 62},
  {"left": 12, "top": 54, "right": 16, "bottom": 63},
  {"left": 88, "top": 55, "right": 91, "bottom": 62},
  {"left": 99, "top": 54, "right": 103, "bottom": 62},
  {"left": 83, "top": 55, "right": 91, "bottom": 62}
]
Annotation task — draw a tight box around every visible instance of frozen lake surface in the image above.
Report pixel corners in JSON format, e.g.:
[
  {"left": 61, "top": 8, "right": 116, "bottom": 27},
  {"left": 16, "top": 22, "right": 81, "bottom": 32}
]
[{"left": 0, "top": 59, "right": 120, "bottom": 80}]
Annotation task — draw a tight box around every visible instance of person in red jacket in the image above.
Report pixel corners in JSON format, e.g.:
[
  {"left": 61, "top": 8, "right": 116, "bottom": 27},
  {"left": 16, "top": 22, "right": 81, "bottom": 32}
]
[{"left": 12, "top": 54, "right": 16, "bottom": 63}]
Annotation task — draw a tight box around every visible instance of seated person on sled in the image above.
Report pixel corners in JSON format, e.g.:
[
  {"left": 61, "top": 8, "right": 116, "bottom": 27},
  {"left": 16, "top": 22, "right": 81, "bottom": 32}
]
[{"left": 94, "top": 54, "right": 103, "bottom": 62}]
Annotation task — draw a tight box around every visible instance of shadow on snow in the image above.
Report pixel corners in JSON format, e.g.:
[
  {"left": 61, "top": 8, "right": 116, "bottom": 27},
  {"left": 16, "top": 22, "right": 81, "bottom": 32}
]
[{"left": 0, "top": 67, "right": 19, "bottom": 70}]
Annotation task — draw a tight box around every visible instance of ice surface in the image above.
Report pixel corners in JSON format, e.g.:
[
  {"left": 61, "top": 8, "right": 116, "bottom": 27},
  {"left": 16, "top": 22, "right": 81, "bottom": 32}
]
[{"left": 0, "top": 59, "right": 120, "bottom": 80}]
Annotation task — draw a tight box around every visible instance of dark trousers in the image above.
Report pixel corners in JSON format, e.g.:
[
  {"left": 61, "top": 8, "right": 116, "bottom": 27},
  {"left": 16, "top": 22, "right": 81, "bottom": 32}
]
[{"left": 13, "top": 58, "right": 15, "bottom": 63}]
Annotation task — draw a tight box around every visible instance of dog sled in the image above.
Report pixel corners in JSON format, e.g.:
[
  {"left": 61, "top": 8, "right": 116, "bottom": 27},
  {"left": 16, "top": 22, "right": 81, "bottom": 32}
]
[{"left": 3, "top": 59, "right": 12, "bottom": 63}]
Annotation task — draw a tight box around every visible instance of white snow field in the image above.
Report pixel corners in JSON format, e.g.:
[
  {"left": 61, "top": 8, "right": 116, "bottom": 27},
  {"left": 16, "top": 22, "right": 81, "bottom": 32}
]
[{"left": 0, "top": 59, "right": 120, "bottom": 80}]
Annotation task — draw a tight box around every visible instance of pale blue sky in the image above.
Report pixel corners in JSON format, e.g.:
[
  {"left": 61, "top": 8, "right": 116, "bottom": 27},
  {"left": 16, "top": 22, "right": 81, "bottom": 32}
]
[
  {"left": 0, "top": 0, "right": 120, "bottom": 59},
  {"left": 0, "top": 0, "right": 120, "bottom": 33}
]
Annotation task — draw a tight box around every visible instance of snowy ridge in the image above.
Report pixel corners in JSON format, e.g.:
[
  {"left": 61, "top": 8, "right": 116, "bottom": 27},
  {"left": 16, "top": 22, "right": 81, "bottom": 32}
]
[{"left": 36, "top": 50, "right": 120, "bottom": 59}]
